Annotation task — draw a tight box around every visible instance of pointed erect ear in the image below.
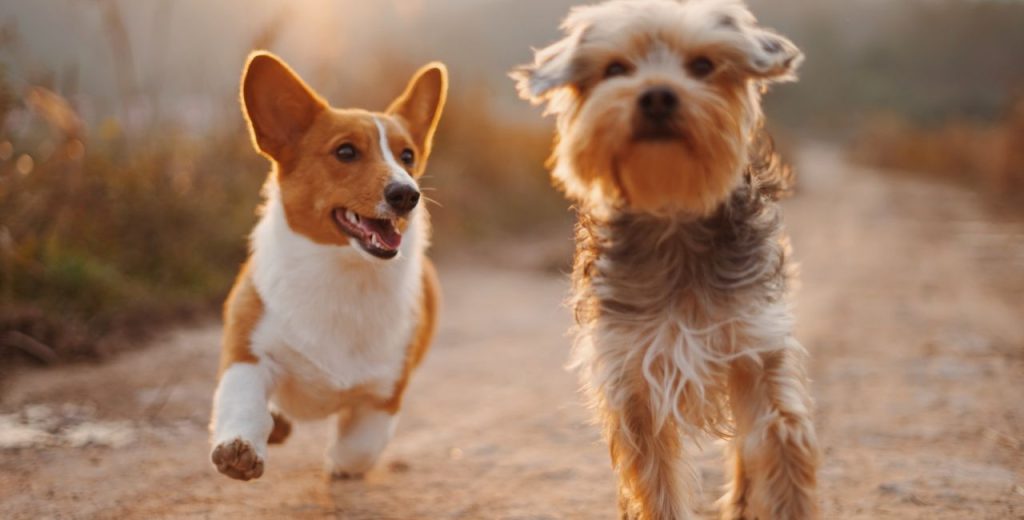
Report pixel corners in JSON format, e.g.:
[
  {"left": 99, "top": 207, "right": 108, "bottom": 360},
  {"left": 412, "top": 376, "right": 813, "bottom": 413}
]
[
  {"left": 240, "top": 51, "right": 327, "bottom": 163},
  {"left": 386, "top": 62, "right": 448, "bottom": 160}
]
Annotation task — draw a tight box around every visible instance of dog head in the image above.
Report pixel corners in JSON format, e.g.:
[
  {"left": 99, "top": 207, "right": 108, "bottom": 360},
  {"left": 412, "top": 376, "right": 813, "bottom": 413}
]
[
  {"left": 513, "top": 0, "right": 801, "bottom": 216},
  {"left": 241, "top": 52, "right": 447, "bottom": 259}
]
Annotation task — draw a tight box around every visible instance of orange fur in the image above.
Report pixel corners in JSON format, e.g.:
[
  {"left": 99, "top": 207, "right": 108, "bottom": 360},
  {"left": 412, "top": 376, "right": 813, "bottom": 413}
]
[
  {"left": 241, "top": 56, "right": 446, "bottom": 248},
  {"left": 218, "top": 261, "right": 262, "bottom": 376},
  {"left": 262, "top": 258, "right": 439, "bottom": 416},
  {"left": 222, "top": 50, "right": 446, "bottom": 387},
  {"left": 514, "top": 1, "right": 816, "bottom": 517},
  {"left": 387, "top": 65, "right": 448, "bottom": 171},
  {"left": 721, "top": 354, "right": 819, "bottom": 520},
  {"left": 606, "top": 380, "right": 687, "bottom": 520},
  {"left": 211, "top": 51, "right": 448, "bottom": 481},
  {"left": 381, "top": 257, "right": 441, "bottom": 414},
  {"left": 267, "top": 411, "right": 292, "bottom": 445}
]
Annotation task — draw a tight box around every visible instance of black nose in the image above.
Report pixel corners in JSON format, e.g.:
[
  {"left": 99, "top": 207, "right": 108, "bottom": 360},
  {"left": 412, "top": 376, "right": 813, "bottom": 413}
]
[
  {"left": 385, "top": 183, "right": 420, "bottom": 213},
  {"left": 638, "top": 87, "right": 679, "bottom": 120}
]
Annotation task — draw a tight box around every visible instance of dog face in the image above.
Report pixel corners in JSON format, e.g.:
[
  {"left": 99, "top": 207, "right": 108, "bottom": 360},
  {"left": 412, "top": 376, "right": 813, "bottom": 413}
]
[
  {"left": 513, "top": 0, "right": 801, "bottom": 216},
  {"left": 241, "top": 52, "right": 447, "bottom": 259}
]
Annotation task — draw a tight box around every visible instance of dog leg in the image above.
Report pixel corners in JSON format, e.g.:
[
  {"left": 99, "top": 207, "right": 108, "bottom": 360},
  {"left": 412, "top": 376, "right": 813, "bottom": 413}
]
[
  {"left": 267, "top": 406, "right": 292, "bottom": 445},
  {"left": 721, "top": 347, "right": 819, "bottom": 519},
  {"left": 604, "top": 390, "right": 692, "bottom": 520},
  {"left": 210, "top": 361, "right": 275, "bottom": 481},
  {"left": 326, "top": 404, "right": 398, "bottom": 479}
]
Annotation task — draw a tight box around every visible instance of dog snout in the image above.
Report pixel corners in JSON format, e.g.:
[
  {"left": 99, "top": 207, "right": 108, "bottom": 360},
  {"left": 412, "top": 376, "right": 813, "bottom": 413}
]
[
  {"left": 638, "top": 87, "right": 679, "bottom": 120},
  {"left": 385, "top": 183, "right": 420, "bottom": 214}
]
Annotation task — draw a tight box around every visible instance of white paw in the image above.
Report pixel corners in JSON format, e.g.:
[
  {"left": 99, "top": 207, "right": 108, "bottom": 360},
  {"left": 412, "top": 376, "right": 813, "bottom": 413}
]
[
  {"left": 211, "top": 437, "right": 266, "bottom": 481},
  {"left": 326, "top": 447, "right": 379, "bottom": 480}
]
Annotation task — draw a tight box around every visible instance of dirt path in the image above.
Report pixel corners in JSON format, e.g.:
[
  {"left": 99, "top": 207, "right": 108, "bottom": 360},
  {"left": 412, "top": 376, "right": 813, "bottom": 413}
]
[{"left": 1, "top": 146, "right": 1022, "bottom": 519}]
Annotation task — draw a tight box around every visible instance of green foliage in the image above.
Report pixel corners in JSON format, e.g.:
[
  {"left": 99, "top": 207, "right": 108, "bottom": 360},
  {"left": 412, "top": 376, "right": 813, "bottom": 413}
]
[
  {"left": 0, "top": 91, "right": 266, "bottom": 360},
  {"left": 0, "top": 70, "right": 562, "bottom": 363}
]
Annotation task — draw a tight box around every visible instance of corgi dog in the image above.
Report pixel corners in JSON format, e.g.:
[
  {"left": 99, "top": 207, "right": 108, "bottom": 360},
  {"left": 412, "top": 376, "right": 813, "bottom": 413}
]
[{"left": 209, "top": 51, "right": 447, "bottom": 481}]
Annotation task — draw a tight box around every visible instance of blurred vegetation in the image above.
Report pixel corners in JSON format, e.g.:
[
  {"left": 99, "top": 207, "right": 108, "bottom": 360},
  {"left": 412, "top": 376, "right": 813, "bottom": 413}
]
[
  {"left": 765, "top": 0, "right": 1024, "bottom": 208},
  {"left": 762, "top": 0, "right": 1024, "bottom": 135},
  {"left": 0, "top": 74, "right": 266, "bottom": 364},
  {"left": 0, "top": 0, "right": 1021, "bottom": 365},
  {"left": 850, "top": 97, "right": 1024, "bottom": 206},
  {"left": 815, "top": 1, "right": 1024, "bottom": 206},
  {"left": 0, "top": 6, "right": 564, "bottom": 366}
]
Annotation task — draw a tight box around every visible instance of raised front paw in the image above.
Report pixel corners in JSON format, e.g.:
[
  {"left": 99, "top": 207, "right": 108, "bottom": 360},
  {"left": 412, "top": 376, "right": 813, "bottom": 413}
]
[{"left": 211, "top": 438, "right": 265, "bottom": 481}]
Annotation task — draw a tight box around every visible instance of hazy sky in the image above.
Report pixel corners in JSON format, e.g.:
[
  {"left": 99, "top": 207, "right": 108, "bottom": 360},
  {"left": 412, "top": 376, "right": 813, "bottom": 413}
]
[
  {"left": 0, "top": 1, "right": 573, "bottom": 101},
  {"left": 2, "top": 1, "right": 1018, "bottom": 130}
]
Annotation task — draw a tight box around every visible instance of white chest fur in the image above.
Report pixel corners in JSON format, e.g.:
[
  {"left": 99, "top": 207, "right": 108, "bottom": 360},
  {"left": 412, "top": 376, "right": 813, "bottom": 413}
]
[{"left": 248, "top": 186, "right": 425, "bottom": 405}]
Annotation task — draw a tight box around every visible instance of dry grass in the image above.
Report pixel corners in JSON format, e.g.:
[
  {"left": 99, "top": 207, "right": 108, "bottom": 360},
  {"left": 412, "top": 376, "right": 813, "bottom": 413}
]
[
  {"left": 0, "top": 85, "right": 265, "bottom": 363},
  {"left": 0, "top": 56, "right": 560, "bottom": 366},
  {"left": 849, "top": 97, "right": 1024, "bottom": 202},
  {"left": 427, "top": 87, "right": 566, "bottom": 249}
]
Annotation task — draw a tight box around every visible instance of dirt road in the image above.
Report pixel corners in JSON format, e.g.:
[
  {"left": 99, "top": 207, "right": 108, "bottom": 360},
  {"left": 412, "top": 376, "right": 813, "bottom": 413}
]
[{"left": 1, "top": 146, "right": 1022, "bottom": 519}]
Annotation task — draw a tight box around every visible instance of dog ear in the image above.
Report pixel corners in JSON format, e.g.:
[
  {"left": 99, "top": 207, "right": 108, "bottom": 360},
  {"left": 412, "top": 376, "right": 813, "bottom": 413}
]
[
  {"left": 240, "top": 51, "right": 327, "bottom": 164},
  {"left": 510, "top": 27, "right": 586, "bottom": 104},
  {"left": 387, "top": 62, "right": 448, "bottom": 161},
  {"left": 734, "top": 26, "right": 803, "bottom": 82}
]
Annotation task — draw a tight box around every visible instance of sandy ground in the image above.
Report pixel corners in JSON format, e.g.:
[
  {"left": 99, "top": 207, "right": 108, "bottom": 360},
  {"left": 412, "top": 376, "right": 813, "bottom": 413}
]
[{"left": 1, "top": 145, "right": 1022, "bottom": 519}]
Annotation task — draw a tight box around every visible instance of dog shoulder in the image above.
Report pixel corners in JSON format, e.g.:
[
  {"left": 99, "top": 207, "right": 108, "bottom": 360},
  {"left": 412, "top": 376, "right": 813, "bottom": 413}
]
[
  {"left": 219, "top": 259, "right": 264, "bottom": 376},
  {"left": 412, "top": 256, "right": 441, "bottom": 369},
  {"left": 376, "top": 256, "right": 440, "bottom": 413}
]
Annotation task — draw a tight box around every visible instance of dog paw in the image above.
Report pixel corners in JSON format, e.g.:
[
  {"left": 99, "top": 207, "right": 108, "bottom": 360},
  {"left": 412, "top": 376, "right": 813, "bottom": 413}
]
[
  {"left": 326, "top": 453, "right": 375, "bottom": 480},
  {"left": 325, "top": 445, "right": 382, "bottom": 480},
  {"left": 326, "top": 453, "right": 378, "bottom": 481},
  {"left": 211, "top": 438, "right": 265, "bottom": 481}
]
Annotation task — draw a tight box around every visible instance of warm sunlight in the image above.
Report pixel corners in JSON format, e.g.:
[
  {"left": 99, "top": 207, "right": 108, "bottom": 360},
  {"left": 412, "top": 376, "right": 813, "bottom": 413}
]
[{"left": 1, "top": 1, "right": 1022, "bottom": 519}]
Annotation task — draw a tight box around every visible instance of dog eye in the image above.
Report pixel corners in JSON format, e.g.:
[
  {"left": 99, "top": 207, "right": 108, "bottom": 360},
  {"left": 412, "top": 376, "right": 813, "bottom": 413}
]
[
  {"left": 604, "top": 61, "right": 630, "bottom": 79},
  {"left": 687, "top": 56, "right": 716, "bottom": 78},
  {"left": 400, "top": 148, "right": 415, "bottom": 166},
  {"left": 335, "top": 143, "right": 359, "bottom": 163}
]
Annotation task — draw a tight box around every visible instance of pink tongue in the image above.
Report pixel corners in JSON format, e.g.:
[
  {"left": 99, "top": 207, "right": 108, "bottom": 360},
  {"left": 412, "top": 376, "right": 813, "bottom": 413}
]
[{"left": 363, "top": 219, "right": 402, "bottom": 249}]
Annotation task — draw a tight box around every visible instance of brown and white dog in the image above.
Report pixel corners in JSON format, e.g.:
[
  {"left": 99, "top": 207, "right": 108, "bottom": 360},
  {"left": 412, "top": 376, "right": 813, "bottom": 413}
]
[
  {"left": 209, "top": 52, "right": 446, "bottom": 481},
  {"left": 513, "top": 1, "right": 819, "bottom": 518}
]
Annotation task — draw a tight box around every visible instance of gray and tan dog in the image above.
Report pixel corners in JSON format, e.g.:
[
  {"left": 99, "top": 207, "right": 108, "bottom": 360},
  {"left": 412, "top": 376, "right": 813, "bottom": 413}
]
[{"left": 513, "top": 0, "right": 819, "bottom": 518}]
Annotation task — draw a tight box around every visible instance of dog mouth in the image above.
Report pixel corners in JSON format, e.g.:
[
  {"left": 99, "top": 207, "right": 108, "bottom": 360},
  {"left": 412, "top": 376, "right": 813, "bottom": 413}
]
[{"left": 332, "top": 208, "right": 402, "bottom": 260}]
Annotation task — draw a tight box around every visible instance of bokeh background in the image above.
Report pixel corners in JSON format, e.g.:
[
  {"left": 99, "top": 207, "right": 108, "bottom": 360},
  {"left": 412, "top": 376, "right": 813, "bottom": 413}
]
[
  {"left": 1, "top": 0, "right": 1022, "bottom": 363},
  {"left": 0, "top": 2, "right": 1022, "bottom": 518}
]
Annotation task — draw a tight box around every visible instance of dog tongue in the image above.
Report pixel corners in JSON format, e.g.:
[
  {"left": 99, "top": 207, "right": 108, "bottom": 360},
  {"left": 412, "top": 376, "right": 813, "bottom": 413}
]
[{"left": 364, "top": 218, "right": 402, "bottom": 249}]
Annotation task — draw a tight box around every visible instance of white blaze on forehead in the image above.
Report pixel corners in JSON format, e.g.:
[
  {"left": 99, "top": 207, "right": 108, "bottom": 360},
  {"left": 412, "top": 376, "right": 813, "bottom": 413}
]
[{"left": 373, "top": 116, "right": 417, "bottom": 188}]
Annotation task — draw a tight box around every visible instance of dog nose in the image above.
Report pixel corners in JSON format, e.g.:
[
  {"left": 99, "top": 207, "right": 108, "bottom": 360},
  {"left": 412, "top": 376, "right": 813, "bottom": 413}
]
[
  {"left": 638, "top": 87, "right": 679, "bottom": 120},
  {"left": 385, "top": 183, "right": 420, "bottom": 213}
]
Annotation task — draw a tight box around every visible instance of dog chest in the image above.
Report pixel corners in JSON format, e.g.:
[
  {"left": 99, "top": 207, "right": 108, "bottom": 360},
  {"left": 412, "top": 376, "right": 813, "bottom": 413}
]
[
  {"left": 248, "top": 193, "right": 425, "bottom": 400},
  {"left": 573, "top": 203, "right": 791, "bottom": 352},
  {"left": 253, "top": 266, "right": 420, "bottom": 394}
]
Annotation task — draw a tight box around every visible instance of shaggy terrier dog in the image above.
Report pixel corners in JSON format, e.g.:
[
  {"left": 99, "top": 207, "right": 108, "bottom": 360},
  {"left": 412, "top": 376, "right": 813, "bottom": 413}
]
[{"left": 512, "top": 1, "right": 820, "bottom": 518}]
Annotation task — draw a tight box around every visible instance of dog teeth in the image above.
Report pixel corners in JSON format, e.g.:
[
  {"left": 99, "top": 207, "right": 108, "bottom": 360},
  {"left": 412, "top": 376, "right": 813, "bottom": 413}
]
[
  {"left": 370, "top": 234, "right": 382, "bottom": 248},
  {"left": 345, "top": 210, "right": 359, "bottom": 224}
]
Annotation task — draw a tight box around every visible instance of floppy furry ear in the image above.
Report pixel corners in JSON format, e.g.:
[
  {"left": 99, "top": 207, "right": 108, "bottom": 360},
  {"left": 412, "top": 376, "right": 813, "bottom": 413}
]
[
  {"left": 387, "top": 62, "right": 448, "bottom": 161},
  {"left": 736, "top": 26, "right": 803, "bottom": 81},
  {"left": 240, "top": 51, "right": 327, "bottom": 164},
  {"left": 511, "top": 28, "right": 586, "bottom": 104}
]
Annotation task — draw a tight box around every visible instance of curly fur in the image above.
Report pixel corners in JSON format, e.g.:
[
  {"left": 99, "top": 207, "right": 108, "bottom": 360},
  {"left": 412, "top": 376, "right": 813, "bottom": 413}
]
[
  {"left": 571, "top": 136, "right": 818, "bottom": 519},
  {"left": 513, "top": 1, "right": 820, "bottom": 518}
]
